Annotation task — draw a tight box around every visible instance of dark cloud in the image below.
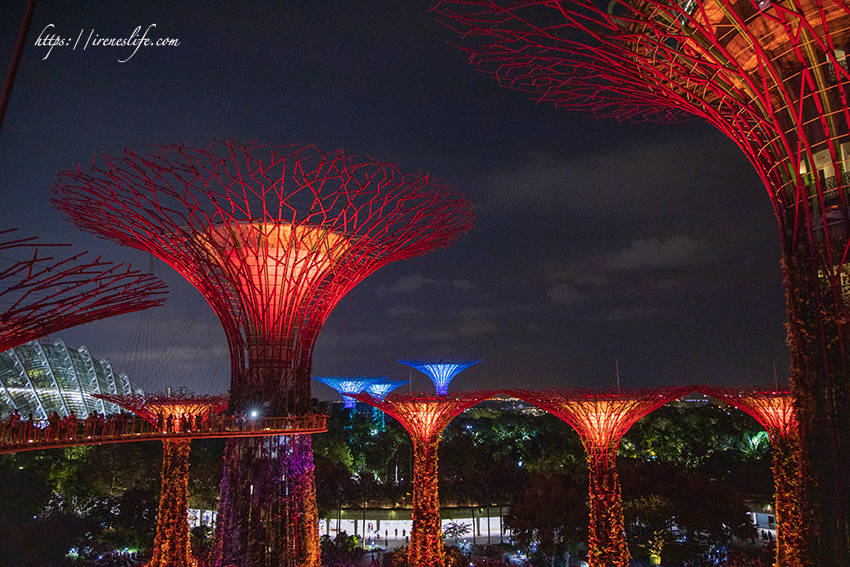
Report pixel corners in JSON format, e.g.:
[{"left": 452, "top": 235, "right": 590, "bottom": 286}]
[
  {"left": 0, "top": 2, "right": 788, "bottom": 394},
  {"left": 375, "top": 274, "right": 473, "bottom": 297}
]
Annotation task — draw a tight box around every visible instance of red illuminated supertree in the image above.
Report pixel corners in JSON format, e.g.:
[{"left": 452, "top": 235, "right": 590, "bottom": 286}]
[
  {"left": 703, "top": 387, "right": 803, "bottom": 566},
  {"left": 350, "top": 391, "right": 493, "bottom": 567},
  {"left": 508, "top": 388, "right": 689, "bottom": 567},
  {"left": 0, "top": 228, "right": 167, "bottom": 352},
  {"left": 51, "top": 140, "right": 474, "bottom": 567},
  {"left": 95, "top": 391, "right": 228, "bottom": 567},
  {"left": 435, "top": 2, "right": 850, "bottom": 562}
]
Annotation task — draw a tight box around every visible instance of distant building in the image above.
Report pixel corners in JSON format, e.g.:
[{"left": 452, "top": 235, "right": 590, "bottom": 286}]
[
  {"left": 0, "top": 338, "right": 139, "bottom": 421},
  {"left": 669, "top": 393, "right": 711, "bottom": 408},
  {"left": 467, "top": 395, "right": 545, "bottom": 415}
]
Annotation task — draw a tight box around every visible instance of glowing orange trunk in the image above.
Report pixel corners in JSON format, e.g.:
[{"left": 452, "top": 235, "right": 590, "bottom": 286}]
[{"left": 148, "top": 439, "right": 193, "bottom": 567}]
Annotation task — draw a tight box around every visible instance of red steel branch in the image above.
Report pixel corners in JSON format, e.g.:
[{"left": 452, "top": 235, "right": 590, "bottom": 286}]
[
  {"left": 97, "top": 392, "right": 229, "bottom": 567},
  {"left": 436, "top": 2, "right": 850, "bottom": 563},
  {"left": 508, "top": 387, "right": 690, "bottom": 567},
  {"left": 0, "top": 228, "right": 167, "bottom": 353},
  {"left": 52, "top": 140, "right": 474, "bottom": 567},
  {"left": 702, "top": 387, "right": 804, "bottom": 566},
  {"left": 94, "top": 392, "right": 229, "bottom": 427},
  {"left": 351, "top": 391, "right": 493, "bottom": 567},
  {"left": 51, "top": 140, "right": 475, "bottom": 415}
]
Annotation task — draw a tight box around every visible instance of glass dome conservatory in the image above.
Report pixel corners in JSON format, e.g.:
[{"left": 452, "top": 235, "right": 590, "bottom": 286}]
[{"left": 0, "top": 338, "right": 139, "bottom": 421}]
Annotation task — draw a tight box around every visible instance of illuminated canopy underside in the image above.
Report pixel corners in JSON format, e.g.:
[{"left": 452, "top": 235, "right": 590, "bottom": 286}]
[
  {"left": 398, "top": 358, "right": 481, "bottom": 396},
  {"left": 313, "top": 377, "right": 387, "bottom": 408},
  {"left": 200, "top": 222, "right": 352, "bottom": 342},
  {"left": 703, "top": 387, "right": 797, "bottom": 439}
]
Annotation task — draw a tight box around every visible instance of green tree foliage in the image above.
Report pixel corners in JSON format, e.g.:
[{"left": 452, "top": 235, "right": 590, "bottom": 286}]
[
  {"left": 442, "top": 521, "right": 470, "bottom": 545},
  {"left": 0, "top": 439, "right": 197, "bottom": 565},
  {"left": 320, "top": 532, "right": 364, "bottom": 567},
  {"left": 503, "top": 472, "right": 587, "bottom": 565},
  {"left": 188, "top": 438, "right": 225, "bottom": 511}
]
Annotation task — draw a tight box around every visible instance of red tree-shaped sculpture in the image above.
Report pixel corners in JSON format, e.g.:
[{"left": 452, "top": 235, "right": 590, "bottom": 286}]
[
  {"left": 0, "top": 228, "right": 167, "bottom": 352},
  {"left": 435, "top": 3, "right": 850, "bottom": 562},
  {"left": 703, "top": 387, "right": 803, "bottom": 566},
  {"left": 508, "top": 388, "right": 689, "bottom": 567},
  {"left": 350, "top": 391, "right": 493, "bottom": 567},
  {"left": 95, "top": 392, "right": 228, "bottom": 567},
  {"left": 52, "top": 140, "right": 474, "bottom": 567}
]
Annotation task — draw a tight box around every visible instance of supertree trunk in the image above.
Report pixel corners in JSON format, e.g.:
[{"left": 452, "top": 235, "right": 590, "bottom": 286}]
[
  {"left": 212, "top": 359, "right": 321, "bottom": 567},
  {"left": 215, "top": 437, "right": 290, "bottom": 567},
  {"left": 213, "top": 434, "right": 320, "bottom": 567},
  {"left": 347, "top": 392, "right": 494, "bottom": 567},
  {"left": 290, "top": 434, "right": 320, "bottom": 567},
  {"left": 698, "top": 387, "right": 806, "bottom": 566},
  {"left": 784, "top": 241, "right": 850, "bottom": 565},
  {"left": 149, "top": 439, "right": 192, "bottom": 567},
  {"left": 772, "top": 431, "right": 806, "bottom": 567},
  {"left": 585, "top": 444, "right": 628, "bottom": 567},
  {"left": 409, "top": 437, "right": 442, "bottom": 567}
]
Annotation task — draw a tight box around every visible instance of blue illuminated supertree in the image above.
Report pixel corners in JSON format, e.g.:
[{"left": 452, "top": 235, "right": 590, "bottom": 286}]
[
  {"left": 365, "top": 379, "right": 409, "bottom": 430},
  {"left": 365, "top": 380, "right": 409, "bottom": 400},
  {"left": 313, "top": 377, "right": 387, "bottom": 410},
  {"left": 397, "top": 358, "right": 481, "bottom": 396}
]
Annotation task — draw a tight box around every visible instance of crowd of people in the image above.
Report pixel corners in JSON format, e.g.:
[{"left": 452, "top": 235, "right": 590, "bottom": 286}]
[
  {"left": 0, "top": 409, "right": 326, "bottom": 446},
  {"left": 0, "top": 408, "right": 139, "bottom": 445}
]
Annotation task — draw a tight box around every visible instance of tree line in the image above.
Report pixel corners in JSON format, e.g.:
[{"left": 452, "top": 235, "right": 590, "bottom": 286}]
[{"left": 0, "top": 401, "right": 773, "bottom": 566}]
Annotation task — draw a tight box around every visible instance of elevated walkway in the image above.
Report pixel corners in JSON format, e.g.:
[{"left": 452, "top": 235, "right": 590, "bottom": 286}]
[{"left": 0, "top": 414, "right": 327, "bottom": 454}]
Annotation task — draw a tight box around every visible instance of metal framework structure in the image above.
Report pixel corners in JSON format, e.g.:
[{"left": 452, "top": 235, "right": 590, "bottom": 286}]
[
  {"left": 95, "top": 392, "right": 229, "bottom": 567},
  {"left": 365, "top": 379, "right": 409, "bottom": 399},
  {"left": 0, "top": 228, "right": 167, "bottom": 353},
  {"left": 508, "top": 387, "right": 690, "bottom": 567},
  {"left": 397, "top": 358, "right": 481, "bottom": 396},
  {"left": 51, "top": 139, "right": 474, "bottom": 567},
  {"left": 0, "top": 338, "right": 136, "bottom": 421},
  {"left": 365, "top": 379, "right": 409, "bottom": 429},
  {"left": 703, "top": 387, "right": 803, "bottom": 566},
  {"left": 313, "top": 376, "right": 387, "bottom": 409},
  {"left": 350, "top": 390, "right": 493, "bottom": 567},
  {"left": 434, "top": 2, "right": 850, "bottom": 563}
]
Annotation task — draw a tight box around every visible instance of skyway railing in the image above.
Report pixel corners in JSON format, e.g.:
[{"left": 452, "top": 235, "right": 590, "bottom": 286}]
[{"left": 0, "top": 414, "right": 328, "bottom": 454}]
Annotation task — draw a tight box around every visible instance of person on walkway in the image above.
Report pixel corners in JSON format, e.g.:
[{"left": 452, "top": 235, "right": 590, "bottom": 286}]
[
  {"left": 9, "top": 409, "right": 22, "bottom": 443},
  {"left": 96, "top": 413, "right": 106, "bottom": 437},
  {"left": 23, "top": 412, "right": 35, "bottom": 442},
  {"left": 48, "top": 411, "right": 60, "bottom": 441},
  {"left": 65, "top": 410, "right": 78, "bottom": 440},
  {"left": 84, "top": 412, "right": 96, "bottom": 438}
]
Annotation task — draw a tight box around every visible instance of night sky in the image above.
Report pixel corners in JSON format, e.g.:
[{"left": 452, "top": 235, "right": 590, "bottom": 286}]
[{"left": 0, "top": 1, "right": 786, "bottom": 399}]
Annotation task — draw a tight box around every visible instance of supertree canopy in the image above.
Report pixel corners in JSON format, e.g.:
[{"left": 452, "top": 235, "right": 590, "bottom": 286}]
[
  {"left": 0, "top": 228, "right": 167, "bottom": 353},
  {"left": 508, "top": 387, "right": 690, "bottom": 567},
  {"left": 398, "top": 358, "right": 481, "bottom": 395},
  {"left": 365, "top": 379, "right": 409, "bottom": 399},
  {"left": 703, "top": 387, "right": 803, "bottom": 566},
  {"left": 313, "top": 376, "right": 387, "bottom": 409},
  {"left": 96, "top": 391, "right": 229, "bottom": 567},
  {"left": 351, "top": 391, "right": 493, "bottom": 567},
  {"left": 435, "top": 1, "right": 850, "bottom": 562},
  {"left": 52, "top": 140, "right": 474, "bottom": 567}
]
